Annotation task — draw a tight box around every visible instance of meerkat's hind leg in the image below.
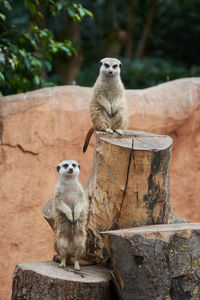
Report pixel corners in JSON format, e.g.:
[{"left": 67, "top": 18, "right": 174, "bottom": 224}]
[
  {"left": 74, "top": 260, "right": 81, "bottom": 271},
  {"left": 115, "top": 129, "right": 123, "bottom": 135},
  {"left": 105, "top": 128, "right": 114, "bottom": 134},
  {"left": 73, "top": 235, "right": 85, "bottom": 271},
  {"left": 58, "top": 255, "right": 66, "bottom": 268}
]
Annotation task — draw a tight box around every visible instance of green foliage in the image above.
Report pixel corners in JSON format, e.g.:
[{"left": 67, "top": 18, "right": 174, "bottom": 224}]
[
  {"left": 25, "top": 0, "right": 92, "bottom": 20},
  {"left": 77, "top": 0, "right": 200, "bottom": 88},
  {"left": 0, "top": 0, "right": 92, "bottom": 96},
  {"left": 77, "top": 57, "right": 200, "bottom": 89},
  {"left": 1, "top": 0, "right": 200, "bottom": 95},
  {"left": 121, "top": 58, "right": 200, "bottom": 89}
]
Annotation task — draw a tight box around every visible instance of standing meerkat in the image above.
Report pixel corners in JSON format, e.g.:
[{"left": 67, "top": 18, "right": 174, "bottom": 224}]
[
  {"left": 83, "top": 57, "right": 128, "bottom": 152},
  {"left": 54, "top": 160, "right": 88, "bottom": 271}
]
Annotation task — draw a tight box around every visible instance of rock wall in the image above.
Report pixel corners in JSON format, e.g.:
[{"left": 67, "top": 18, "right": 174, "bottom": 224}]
[{"left": 0, "top": 78, "right": 200, "bottom": 299}]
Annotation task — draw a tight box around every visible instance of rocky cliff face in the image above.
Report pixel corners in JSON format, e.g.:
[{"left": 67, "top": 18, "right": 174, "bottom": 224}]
[{"left": 0, "top": 78, "right": 200, "bottom": 299}]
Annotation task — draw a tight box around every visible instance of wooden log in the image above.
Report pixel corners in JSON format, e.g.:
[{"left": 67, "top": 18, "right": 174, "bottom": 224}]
[
  {"left": 43, "top": 130, "right": 185, "bottom": 263},
  {"left": 84, "top": 130, "right": 184, "bottom": 262},
  {"left": 11, "top": 261, "right": 114, "bottom": 300},
  {"left": 101, "top": 223, "right": 200, "bottom": 300}
]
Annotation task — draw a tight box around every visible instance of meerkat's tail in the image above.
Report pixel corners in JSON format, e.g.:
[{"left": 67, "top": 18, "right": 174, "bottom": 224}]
[{"left": 83, "top": 127, "right": 94, "bottom": 153}]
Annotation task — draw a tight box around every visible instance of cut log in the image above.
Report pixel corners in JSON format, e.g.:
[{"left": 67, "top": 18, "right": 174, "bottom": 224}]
[
  {"left": 43, "top": 130, "right": 185, "bottom": 263},
  {"left": 11, "top": 261, "right": 114, "bottom": 300},
  {"left": 84, "top": 130, "right": 184, "bottom": 262},
  {"left": 101, "top": 223, "right": 200, "bottom": 300}
]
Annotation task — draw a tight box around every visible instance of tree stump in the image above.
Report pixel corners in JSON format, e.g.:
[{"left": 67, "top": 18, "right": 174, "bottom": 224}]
[
  {"left": 84, "top": 130, "right": 183, "bottom": 262},
  {"left": 43, "top": 130, "right": 184, "bottom": 263},
  {"left": 11, "top": 261, "right": 114, "bottom": 300},
  {"left": 101, "top": 223, "right": 200, "bottom": 300}
]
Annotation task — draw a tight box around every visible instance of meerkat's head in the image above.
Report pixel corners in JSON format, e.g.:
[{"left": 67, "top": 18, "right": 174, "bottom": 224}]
[
  {"left": 99, "top": 57, "right": 122, "bottom": 77},
  {"left": 56, "top": 160, "right": 80, "bottom": 178}
]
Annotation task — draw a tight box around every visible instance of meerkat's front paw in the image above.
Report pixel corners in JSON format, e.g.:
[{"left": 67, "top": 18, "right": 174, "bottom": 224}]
[
  {"left": 106, "top": 128, "right": 113, "bottom": 134},
  {"left": 116, "top": 129, "right": 123, "bottom": 135},
  {"left": 74, "top": 260, "right": 81, "bottom": 271},
  {"left": 71, "top": 218, "right": 78, "bottom": 225}
]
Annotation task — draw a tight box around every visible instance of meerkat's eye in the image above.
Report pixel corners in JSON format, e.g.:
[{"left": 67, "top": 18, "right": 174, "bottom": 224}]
[
  {"left": 63, "top": 164, "right": 69, "bottom": 169},
  {"left": 113, "top": 64, "right": 117, "bottom": 69},
  {"left": 56, "top": 166, "right": 60, "bottom": 173},
  {"left": 72, "top": 163, "right": 76, "bottom": 168},
  {"left": 104, "top": 63, "right": 109, "bottom": 68}
]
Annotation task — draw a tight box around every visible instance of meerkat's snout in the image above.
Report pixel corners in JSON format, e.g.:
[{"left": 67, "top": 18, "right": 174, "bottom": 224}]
[{"left": 68, "top": 167, "right": 73, "bottom": 174}]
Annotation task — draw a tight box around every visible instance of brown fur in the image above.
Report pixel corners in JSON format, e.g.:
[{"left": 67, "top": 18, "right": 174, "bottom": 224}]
[
  {"left": 54, "top": 160, "right": 88, "bottom": 270},
  {"left": 83, "top": 58, "right": 128, "bottom": 152}
]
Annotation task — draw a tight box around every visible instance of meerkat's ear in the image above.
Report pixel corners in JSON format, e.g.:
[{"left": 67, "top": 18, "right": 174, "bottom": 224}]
[
  {"left": 119, "top": 63, "right": 122, "bottom": 68},
  {"left": 78, "top": 164, "right": 80, "bottom": 169},
  {"left": 56, "top": 165, "right": 60, "bottom": 173},
  {"left": 99, "top": 60, "right": 103, "bottom": 66}
]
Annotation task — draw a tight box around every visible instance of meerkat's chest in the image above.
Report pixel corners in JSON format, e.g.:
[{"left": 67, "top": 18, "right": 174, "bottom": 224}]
[
  {"left": 61, "top": 185, "right": 81, "bottom": 209},
  {"left": 103, "top": 88, "right": 120, "bottom": 101}
]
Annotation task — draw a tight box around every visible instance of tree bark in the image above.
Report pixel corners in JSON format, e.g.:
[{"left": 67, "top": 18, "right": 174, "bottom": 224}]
[
  {"left": 101, "top": 223, "right": 200, "bottom": 300},
  {"left": 55, "top": 17, "right": 83, "bottom": 85},
  {"left": 43, "top": 130, "right": 184, "bottom": 264},
  {"left": 135, "top": 0, "right": 157, "bottom": 60},
  {"left": 102, "top": 0, "right": 127, "bottom": 57},
  {"left": 11, "top": 261, "right": 114, "bottom": 300},
  {"left": 125, "top": 0, "right": 135, "bottom": 59}
]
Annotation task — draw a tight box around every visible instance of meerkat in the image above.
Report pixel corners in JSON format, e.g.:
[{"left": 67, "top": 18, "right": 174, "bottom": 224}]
[
  {"left": 83, "top": 57, "right": 128, "bottom": 152},
  {"left": 54, "top": 160, "right": 88, "bottom": 271}
]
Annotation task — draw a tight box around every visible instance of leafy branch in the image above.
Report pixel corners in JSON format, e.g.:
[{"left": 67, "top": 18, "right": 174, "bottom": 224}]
[{"left": 0, "top": 0, "right": 93, "bottom": 96}]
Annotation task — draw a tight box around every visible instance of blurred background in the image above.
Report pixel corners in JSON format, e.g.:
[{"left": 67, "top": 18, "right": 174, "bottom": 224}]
[{"left": 1, "top": 0, "right": 200, "bottom": 96}]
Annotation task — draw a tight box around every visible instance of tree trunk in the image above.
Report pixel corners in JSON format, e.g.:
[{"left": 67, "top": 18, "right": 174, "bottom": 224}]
[
  {"left": 101, "top": 223, "right": 200, "bottom": 300},
  {"left": 54, "top": 17, "right": 83, "bottom": 85},
  {"left": 84, "top": 130, "right": 183, "bottom": 263},
  {"left": 102, "top": 0, "right": 127, "bottom": 57},
  {"left": 135, "top": 0, "right": 157, "bottom": 60},
  {"left": 125, "top": 0, "right": 135, "bottom": 59},
  {"left": 43, "top": 130, "right": 184, "bottom": 264},
  {"left": 11, "top": 261, "right": 114, "bottom": 300}
]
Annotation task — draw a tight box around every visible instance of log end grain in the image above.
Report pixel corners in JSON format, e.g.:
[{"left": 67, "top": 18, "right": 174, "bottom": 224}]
[{"left": 11, "top": 261, "right": 115, "bottom": 300}]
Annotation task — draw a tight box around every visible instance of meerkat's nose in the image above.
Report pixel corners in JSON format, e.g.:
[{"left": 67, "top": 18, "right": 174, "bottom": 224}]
[
  {"left": 109, "top": 70, "right": 113, "bottom": 74},
  {"left": 68, "top": 168, "right": 73, "bottom": 173}
]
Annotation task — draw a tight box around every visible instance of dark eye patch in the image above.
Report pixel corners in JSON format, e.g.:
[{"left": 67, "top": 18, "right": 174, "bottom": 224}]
[
  {"left": 105, "top": 63, "right": 109, "bottom": 68},
  {"left": 113, "top": 64, "right": 117, "bottom": 69},
  {"left": 63, "top": 164, "right": 69, "bottom": 169},
  {"left": 56, "top": 165, "right": 60, "bottom": 173},
  {"left": 72, "top": 163, "right": 76, "bottom": 168}
]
